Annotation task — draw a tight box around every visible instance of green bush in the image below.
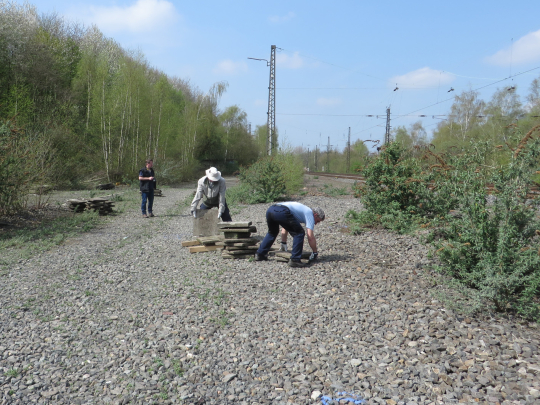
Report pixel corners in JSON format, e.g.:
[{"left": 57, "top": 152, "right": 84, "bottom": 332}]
[
  {"left": 237, "top": 157, "right": 286, "bottom": 203},
  {"left": 0, "top": 121, "right": 51, "bottom": 214},
  {"left": 348, "top": 142, "right": 457, "bottom": 233},
  {"left": 274, "top": 152, "right": 304, "bottom": 195},
  {"left": 232, "top": 153, "right": 304, "bottom": 204},
  {"left": 346, "top": 131, "right": 540, "bottom": 320},
  {"left": 432, "top": 128, "right": 540, "bottom": 320}
]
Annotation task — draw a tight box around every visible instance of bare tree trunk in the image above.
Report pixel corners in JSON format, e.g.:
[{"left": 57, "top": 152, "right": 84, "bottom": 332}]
[
  {"left": 135, "top": 87, "right": 140, "bottom": 170},
  {"left": 154, "top": 101, "right": 162, "bottom": 161},
  {"left": 148, "top": 106, "right": 153, "bottom": 158},
  {"left": 118, "top": 89, "right": 128, "bottom": 169},
  {"left": 101, "top": 79, "right": 110, "bottom": 182},
  {"left": 86, "top": 71, "right": 91, "bottom": 133}
]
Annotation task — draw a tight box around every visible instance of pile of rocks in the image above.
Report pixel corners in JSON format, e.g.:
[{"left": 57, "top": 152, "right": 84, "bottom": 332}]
[
  {"left": 66, "top": 198, "right": 114, "bottom": 215},
  {"left": 217, "top": 221, "right": 259, "bottom": 259}
]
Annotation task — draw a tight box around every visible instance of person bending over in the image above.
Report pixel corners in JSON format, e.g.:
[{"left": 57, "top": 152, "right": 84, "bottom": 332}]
[
  {"left": 255, "top": 202, "right": 325, "bottom": 267},
  {"left": 190, "top": 167, "right": 232, "bottom": 221}
]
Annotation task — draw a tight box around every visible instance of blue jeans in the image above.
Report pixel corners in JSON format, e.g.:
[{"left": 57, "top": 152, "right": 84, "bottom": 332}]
[
  {"left": 141, "top": 190, "right": 154, "bottom": 215},
  {"left": 200, "top": 202, "right": 232, "bottom": 222},
  {"left": 257, "top": 205, "right": 305, "bottom": 261}
]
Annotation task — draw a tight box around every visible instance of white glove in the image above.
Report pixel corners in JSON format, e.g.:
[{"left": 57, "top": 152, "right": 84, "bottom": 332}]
[
  {"left": 279, "top": 242, "right": 287, "bottom": 252},
  {"left": 191, "top": 210, "right": 196, "bottom": 218},
  {"left": 217, "top": 212, "right": 222, "bottom": 219}
]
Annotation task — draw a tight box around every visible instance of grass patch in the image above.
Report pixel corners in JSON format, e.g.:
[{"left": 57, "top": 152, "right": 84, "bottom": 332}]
[
  {"left": 0, "top": 210, "right": 101, "bottom": 268},
  {"left": 321, "top": 183, "right": 349, "bottom": 197}
]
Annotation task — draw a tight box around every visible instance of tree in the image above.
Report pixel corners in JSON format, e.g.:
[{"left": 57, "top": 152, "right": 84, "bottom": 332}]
[{"left": 432, "top": 90, "right": 486, "bottom": 150}]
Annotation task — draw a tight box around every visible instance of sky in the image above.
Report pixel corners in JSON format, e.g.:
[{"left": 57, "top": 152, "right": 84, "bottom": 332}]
[{"left": 19, "top": 0, "right": 540, "bottom": 152}]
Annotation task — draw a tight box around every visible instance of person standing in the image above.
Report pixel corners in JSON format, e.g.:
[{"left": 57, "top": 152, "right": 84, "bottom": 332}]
[
  {"left": 139, "top": 159, "right": 156, "bottom": 218},
  {"left": 190, "top": 167, "right": 232, "bottom": 222},
  {"left": 255, "top": 202, "right": 325, "bottom": 267}
]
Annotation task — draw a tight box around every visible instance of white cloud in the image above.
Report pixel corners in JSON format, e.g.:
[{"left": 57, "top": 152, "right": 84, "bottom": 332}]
[
  {"left": 213, "top": 60, "right": 248, "bottom": 75},
  {"left": 88, "top": 0, "right": 178, "bottom": 33},
  {"left": 276, "top": 52, "right": 303, "bottom": 69},
  {"left": 268, "top": 12, "right": 295, "bottom": 24},
  {"left": 316, "top": 97, "right": 341, "bottom": 106},
  {"left": 390, "top": 67, "right": 454, "bottom": 88},
  {"left": 486, "top": 29, "right": 540, "bottom": 66}
]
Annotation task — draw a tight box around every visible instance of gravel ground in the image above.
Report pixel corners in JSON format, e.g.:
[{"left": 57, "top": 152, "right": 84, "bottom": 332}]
[{"left": 1, "top": 178, "right": 540, "bottom": 405}]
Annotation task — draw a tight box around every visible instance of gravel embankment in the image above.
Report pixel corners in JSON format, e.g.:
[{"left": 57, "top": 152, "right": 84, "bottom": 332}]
[{"left": 1, "top": 180, "right": 540, "bottom": 405}]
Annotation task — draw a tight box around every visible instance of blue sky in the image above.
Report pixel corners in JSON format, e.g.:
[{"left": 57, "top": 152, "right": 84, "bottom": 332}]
[{"left": 23, "top": 0, "right": 540, "bottom": 152}]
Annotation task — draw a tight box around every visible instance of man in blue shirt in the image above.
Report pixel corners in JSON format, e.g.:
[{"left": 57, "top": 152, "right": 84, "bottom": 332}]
[{"left": 255, "top": 202, "right": 325, "bottom": 267}]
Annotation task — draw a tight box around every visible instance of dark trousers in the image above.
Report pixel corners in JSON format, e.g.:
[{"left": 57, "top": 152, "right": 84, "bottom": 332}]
[
  {"left": 257, "top": 205, "right": 305, "bottom": 261},
  {"left": 141, "top": 190, "right": 154, "bottom": 214},
  {"left": 200, "top": 201, "right": 232, "bottom": 222}
]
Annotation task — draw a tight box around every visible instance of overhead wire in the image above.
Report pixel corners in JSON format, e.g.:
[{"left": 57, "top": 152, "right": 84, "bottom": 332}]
[{"left": 273, "top": 48, "right": 540, "bottom": 145}]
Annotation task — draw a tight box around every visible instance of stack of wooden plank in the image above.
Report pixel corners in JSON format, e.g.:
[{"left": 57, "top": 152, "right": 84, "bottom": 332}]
[
  {"left": 182, "top": 236, "right": 224, "bottom": 253},
  {"left": 67, "top": 199, "right": 87, "bottom": 212},
  {"left": 66, "top": 198, "right": 115, "bottom": 215},
  {"left": 86, "top": 198, "right": 115, "bottom": 215},
  {"left": 217, "top": 221, "right": 260, "bottom": 260}
]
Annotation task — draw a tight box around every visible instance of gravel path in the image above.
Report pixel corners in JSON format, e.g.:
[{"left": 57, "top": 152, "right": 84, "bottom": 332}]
[{"left": 1, "top": 180, "right": 540, "bottom": 405}]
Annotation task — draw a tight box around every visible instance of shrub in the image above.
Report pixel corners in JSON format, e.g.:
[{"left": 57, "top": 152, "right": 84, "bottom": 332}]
[
  {"left": 0, "top": 120, "right": 52, "bottom": 214},
  {"left": 232, "top": 153, "right": 304, "bottom": 204},
  {"left": 348, "top": 142, "right": 458, "bottom": 233},
  {"left": 237, "top": 157, "right": 286, "bottom": 203},
  {"left": 432, "top": 127, "right": 540, "bottom": 320},
  {"left": 274, "top": 152, "right": 304, "bottom": 195}
]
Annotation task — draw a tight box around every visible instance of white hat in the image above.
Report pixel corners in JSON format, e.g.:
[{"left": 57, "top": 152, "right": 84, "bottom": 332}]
[{"left": 205, "top": 167, "right": 221, "bottom": 181}]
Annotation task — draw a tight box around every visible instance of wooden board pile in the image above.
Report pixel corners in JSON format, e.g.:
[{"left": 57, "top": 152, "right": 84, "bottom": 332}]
[
  {"left": 181, "top": 236, "right": 223, "bottom": 253},
  {"left": 67, "top": 198, "right": 115, "bottom": 215},
  {"left": 217, "top": 221, "right": 259, "bottom": 259}
]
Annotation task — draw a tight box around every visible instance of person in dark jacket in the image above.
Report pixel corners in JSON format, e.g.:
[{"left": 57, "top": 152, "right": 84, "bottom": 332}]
[
  {"left": 139, "top": 159, "right": 156, "bottom": 218},
  {"left": 190, "top": 167, "right": 232, "bottom": 221}
]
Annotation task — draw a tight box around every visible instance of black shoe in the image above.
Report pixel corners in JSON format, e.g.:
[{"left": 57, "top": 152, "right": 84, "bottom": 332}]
[
  {"left": 288, "top": 259, "right": 307, "bottom": 268},
  {"left": 254, "top": 253, "right": 268, "bottom": 261}
]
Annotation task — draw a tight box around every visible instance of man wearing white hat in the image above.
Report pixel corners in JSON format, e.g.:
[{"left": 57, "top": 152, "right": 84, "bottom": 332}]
[{"left": 190, "top": 167, "right": 232, "bottom": 221}]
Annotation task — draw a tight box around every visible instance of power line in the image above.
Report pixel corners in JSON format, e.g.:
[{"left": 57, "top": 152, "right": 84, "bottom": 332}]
[{"left": 398, "top": 65, "right": 540, "bottom": 118}]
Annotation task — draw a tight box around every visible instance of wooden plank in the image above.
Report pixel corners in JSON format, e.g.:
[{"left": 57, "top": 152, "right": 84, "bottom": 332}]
[
  {"left": 219, "top": 226, "right": 257, "bottom": 233},
  {"left": 189, "top": 245, "right": 208, "bottom": 253},
  {"left": 224, "top": 250, "right": 255, "bottom": 255},
  {"left": 217, "top": 221, "right": 252, "bottom": 228},
  {"left": 189, "top": 245, "right": 223, "bottom": 253},
  {"left": 226, "top": 245, "right": 258, "bottom": 251},
  {"left": 222, "top": 242, "right": 252, "bottom": 247},
  {"left": 221, "top": 253, "right": 253, "bottom": 259},
  {"left": 222, "top": 238, "right": 258, "bottom": 243},
  {"left": 181, "top": 240, "right": 201, "bottom": 247},
  {"left": 205, "top": 245, "right": 223, "bottom": 251},
  {"left": 197, "top": 236, "right": 223, "bottom": 245},
  {"left": 223, "top": 232, "right": 251, "bottom": 239},
  {"left": 275, "top": 251, "right": 311, "bottom": 259}
]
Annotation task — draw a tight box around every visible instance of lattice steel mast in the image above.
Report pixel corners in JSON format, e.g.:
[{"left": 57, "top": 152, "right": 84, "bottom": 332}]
[{"left": 267, "top": 45, "right": 276, "bottom": 155}]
